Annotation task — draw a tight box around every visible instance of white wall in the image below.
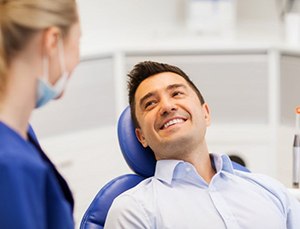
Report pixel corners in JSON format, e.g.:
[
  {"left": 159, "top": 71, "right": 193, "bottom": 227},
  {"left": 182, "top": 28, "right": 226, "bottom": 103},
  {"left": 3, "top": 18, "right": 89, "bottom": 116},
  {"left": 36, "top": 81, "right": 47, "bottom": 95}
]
[
  {"left": 77, "top": 0, "right": 287, "bottom": 47},
  {"left": 77, "top": 0, "right": 185, "bottom": 46},
  {"left": 236, "top": 0, "right": 283, "bottom": 39}
]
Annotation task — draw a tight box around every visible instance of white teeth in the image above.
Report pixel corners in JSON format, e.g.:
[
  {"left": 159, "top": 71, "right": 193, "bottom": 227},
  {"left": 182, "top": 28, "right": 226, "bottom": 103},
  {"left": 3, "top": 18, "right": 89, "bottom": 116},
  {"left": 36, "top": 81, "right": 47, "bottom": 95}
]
[{"left": 163, "top": 118, "right": 184, "bottom": 129}]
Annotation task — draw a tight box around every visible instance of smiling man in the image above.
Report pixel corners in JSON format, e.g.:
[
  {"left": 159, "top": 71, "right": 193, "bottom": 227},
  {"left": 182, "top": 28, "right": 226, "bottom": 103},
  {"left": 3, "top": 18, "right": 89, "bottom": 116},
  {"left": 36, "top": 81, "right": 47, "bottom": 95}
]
[{"left": 104, "top": 61, "right": 300, "bottom": 229}]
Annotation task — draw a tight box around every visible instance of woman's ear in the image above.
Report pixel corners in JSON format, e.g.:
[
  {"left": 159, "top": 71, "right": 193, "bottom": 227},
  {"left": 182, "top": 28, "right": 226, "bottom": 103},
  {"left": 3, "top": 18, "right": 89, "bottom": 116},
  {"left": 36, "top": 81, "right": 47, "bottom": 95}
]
[
  {"left": 135, "top": 128, "right": 148, "bottom": 148},
  {"left": 42, "top": 26, "right": 61, "bottom": 57}
]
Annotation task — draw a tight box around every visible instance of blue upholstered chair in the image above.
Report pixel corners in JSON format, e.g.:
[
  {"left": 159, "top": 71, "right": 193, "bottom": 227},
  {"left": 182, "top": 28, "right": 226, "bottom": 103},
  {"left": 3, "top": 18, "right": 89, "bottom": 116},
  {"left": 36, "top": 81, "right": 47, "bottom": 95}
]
[{"left": 80, "top": 106, "right": 250, "bottom": 229}]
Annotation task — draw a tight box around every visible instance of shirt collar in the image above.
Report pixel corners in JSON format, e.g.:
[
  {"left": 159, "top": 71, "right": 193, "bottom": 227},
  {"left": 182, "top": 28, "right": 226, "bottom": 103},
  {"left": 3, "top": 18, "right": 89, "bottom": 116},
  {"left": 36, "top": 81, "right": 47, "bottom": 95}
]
[
  {"left": 154, "top": 153, "right": 234, "bottom": 185},
  {"left": 155, "top": 160, "right": 183, "bottom": 185},
  {"left": 211, "top": 153, "right": 235, "bottom": 174}
]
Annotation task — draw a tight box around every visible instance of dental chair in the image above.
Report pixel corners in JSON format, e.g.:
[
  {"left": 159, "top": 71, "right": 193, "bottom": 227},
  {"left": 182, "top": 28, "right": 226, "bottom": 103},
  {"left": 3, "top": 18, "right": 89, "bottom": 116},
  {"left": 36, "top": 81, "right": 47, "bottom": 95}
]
[{"left": 80, "top": 106, "right": 250, "bottom": 229}]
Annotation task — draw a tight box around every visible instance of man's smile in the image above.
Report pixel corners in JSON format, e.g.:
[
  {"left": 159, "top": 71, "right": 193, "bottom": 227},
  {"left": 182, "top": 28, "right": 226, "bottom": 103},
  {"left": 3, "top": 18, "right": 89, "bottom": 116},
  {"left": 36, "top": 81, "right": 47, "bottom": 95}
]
[{"left": 159, "top": 117, "right": 187, "bottom": 130}]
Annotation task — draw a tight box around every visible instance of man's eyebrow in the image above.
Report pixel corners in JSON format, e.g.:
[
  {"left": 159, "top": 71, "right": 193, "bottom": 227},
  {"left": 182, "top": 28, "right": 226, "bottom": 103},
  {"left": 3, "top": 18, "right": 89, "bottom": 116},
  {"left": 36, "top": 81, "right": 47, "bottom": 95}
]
[
  {"left": 138, "top": 84, "right": 188, "bottom": 108},
  {"left": 166, "top": 83, "right": 187, "bottom": 91},
  {"left": 139, "top": 92, "right": 156, "bottom": 108}
]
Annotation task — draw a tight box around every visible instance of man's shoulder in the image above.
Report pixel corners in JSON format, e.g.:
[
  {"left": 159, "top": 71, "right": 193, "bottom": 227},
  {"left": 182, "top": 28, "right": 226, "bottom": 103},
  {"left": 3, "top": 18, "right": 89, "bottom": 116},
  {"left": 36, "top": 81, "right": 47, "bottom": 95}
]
[
  {"left": 111, "top": 175, "right": 166, "bottom": 208},
  {"left": 105, "top": 177, "right": 158, "bottom": 228},
  {"left": 234, "top": 170, "right": 284, "bottom": 189},
  {"left": 118, "top": 176, "right": 157, "bottom": 198},
  {"left": 234, "top": 170, "right": 291, "bottom": 204}
]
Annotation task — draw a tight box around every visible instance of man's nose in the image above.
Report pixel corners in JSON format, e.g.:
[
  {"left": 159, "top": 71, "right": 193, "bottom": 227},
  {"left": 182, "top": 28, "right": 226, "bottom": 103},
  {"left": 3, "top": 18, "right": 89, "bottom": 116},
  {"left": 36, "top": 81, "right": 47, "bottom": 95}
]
[{"left": 159, "top": 97, "right": 177, "bottom": 116}]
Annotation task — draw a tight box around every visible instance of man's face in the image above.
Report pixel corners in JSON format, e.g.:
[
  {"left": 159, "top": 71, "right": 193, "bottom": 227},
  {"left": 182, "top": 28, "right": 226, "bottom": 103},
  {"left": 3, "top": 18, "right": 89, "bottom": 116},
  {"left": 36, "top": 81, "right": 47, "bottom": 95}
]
[{"left": 134, "top": 72, "right": 210, "bottom": 160}]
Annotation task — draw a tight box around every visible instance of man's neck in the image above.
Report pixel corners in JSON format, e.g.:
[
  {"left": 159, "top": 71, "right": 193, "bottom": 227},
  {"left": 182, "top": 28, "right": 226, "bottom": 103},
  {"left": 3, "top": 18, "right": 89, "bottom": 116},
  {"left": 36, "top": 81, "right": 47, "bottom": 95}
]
[
  {"left": 160, "top": 140, "right": 216, "bottom": 183},
  {"left": 183, "top": 149, "right": 216, "bottom": 184}
]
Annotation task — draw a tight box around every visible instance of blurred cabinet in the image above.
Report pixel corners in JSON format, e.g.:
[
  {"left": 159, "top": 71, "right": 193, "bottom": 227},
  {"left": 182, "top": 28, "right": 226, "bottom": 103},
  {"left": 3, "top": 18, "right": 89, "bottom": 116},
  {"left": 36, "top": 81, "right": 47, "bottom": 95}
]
[
  {"left": 125, "top": 54, "right": 269, "bottom": 124},
  {"left": 278, "top": 53, "right": 300, "bottom": 185},
  {"left": 280, "top": 54, "right": 300, "bottom": 126}
]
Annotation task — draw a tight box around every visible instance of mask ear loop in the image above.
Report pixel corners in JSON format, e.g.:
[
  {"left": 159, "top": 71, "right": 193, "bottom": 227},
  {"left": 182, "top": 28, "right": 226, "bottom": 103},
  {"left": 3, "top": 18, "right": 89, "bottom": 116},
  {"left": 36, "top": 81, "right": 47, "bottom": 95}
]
[
  {"left": 53, "top": 38, "right": 69, "bottom": 95},
  {"left": 58, "top": 39, "right": 67, "bottom": 74},
  {"left": 42, "top": 55, "right": 49, "bottom": 82}
]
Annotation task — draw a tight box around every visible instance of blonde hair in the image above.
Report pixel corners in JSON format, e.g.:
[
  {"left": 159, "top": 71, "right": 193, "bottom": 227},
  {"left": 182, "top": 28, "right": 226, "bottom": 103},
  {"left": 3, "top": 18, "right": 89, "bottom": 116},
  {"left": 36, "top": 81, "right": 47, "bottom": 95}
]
[{"left": 0, "top": 0, "right": 78, "bottom": 94}]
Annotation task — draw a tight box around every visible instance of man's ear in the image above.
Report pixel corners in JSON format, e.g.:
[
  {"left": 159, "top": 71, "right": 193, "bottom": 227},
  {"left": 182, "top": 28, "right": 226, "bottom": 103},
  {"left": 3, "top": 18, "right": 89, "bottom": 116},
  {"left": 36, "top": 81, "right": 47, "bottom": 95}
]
[
  {"left": 135, "top": 128, "right": 148, "bottom": 148},
  {"left": 202, "top": 103, "right": 211, "bottom": 126}
]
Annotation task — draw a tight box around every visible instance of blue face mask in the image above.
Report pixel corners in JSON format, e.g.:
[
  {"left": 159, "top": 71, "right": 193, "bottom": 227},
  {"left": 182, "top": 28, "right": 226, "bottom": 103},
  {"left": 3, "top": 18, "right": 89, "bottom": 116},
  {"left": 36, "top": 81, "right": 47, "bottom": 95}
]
[{"left": 35, "top": 40, "right": 69, "bottom": 108}]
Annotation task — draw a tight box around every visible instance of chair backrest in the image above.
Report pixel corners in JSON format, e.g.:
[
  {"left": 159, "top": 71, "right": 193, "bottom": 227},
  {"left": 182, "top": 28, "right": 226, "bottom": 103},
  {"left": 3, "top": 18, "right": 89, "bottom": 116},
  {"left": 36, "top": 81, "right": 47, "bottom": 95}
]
[
  {"left": 80, "top": 106, "right": 250, "bottom": 229},
  {"left": 80, "top": 174, "right": 144, "bottom": 229}
]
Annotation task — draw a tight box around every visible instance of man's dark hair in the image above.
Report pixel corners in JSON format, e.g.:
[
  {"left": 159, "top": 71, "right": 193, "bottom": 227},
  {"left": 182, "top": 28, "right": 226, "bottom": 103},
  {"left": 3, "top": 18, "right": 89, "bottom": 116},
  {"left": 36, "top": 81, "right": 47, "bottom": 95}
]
[{"left": 128, "top": 61, "right": 205, "bottom": 128}]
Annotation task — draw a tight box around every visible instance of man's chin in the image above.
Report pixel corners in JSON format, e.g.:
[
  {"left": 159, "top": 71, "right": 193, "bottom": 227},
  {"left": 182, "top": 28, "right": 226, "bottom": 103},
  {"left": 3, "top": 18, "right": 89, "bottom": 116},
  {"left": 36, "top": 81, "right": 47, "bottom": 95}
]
[{"left": 160, "top": 135, "right": 188, "bottom": 148}]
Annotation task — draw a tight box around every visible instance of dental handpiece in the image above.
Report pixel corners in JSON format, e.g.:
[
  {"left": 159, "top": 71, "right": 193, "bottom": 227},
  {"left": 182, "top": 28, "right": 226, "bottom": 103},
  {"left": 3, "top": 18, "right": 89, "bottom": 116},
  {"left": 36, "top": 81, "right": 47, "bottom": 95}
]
[{"left": 293, "top": 107, "right": 300, "bottom": 188}]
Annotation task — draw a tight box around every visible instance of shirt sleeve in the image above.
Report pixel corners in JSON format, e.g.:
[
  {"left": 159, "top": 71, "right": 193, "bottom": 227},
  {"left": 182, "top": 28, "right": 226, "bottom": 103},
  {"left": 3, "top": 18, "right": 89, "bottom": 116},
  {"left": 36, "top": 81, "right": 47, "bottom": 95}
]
[
  {"left": 261, "top": 176, "right": 300, "bottom": 229},
  {"left": 104, "top": 194, "right": 152, "bottom": 229},
  {"left": 235, "top": 170, "right": 300, "bottom": 228},
  {"left": 286, "top": 189, "right": 300, "bottom": 229}
]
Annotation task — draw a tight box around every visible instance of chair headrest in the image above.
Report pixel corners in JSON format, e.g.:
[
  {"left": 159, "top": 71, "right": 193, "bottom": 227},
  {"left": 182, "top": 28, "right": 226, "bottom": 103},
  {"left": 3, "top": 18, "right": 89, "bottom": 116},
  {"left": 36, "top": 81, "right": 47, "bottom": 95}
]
[{"left": 117, "top": 106, "right": 156, "bottom": 177}]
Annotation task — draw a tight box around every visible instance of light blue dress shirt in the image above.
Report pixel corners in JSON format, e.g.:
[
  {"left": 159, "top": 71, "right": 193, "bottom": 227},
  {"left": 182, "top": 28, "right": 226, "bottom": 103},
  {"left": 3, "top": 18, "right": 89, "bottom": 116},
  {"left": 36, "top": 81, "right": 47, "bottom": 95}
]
[{"left": 105, "top": 154, "right": 300, "bottom": 229}]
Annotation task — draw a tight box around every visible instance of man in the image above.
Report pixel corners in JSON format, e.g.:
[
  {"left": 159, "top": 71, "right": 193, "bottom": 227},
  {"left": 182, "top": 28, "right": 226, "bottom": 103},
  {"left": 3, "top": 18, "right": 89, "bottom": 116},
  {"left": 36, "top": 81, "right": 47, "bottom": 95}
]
[{"left": 105, "top": 61, "right": 300, "bottom": 228}]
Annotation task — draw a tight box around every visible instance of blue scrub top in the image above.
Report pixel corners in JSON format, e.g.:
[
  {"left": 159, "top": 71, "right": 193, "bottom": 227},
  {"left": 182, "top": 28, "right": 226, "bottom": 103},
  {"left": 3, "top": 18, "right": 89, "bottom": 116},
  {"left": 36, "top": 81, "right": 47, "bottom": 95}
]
[{"left": 0, "top": 122, "right": 74, "bottom": 229}]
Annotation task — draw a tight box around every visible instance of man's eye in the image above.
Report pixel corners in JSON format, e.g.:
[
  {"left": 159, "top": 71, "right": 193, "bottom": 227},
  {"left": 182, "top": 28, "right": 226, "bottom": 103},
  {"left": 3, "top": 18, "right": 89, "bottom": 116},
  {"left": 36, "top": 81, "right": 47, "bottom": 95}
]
[
  {"left": 144, "top": 101, "right": 156, "bottom": 109},
  {"left": 173, "top": 91, "right": 183, "bottom": 97}
]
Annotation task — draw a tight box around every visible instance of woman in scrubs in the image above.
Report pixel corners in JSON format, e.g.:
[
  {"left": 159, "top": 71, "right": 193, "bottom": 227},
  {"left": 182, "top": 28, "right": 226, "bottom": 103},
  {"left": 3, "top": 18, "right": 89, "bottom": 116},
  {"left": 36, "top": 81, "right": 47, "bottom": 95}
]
[{"left": 0, "top": 0, "right": 81, "bottom": 228}]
